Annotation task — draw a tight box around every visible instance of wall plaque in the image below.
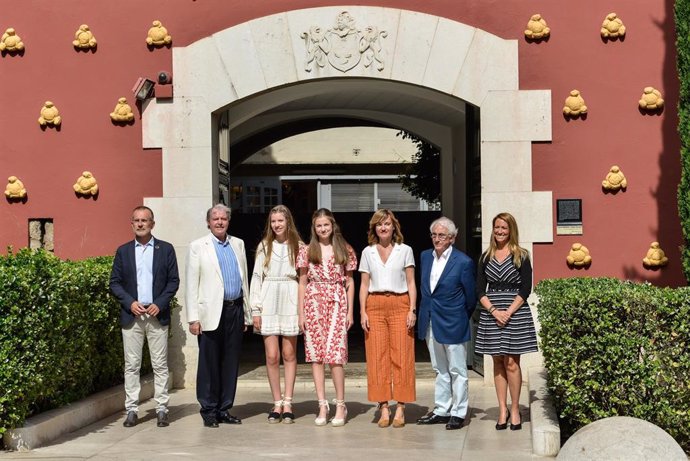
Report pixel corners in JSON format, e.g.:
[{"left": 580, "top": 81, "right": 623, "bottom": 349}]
[{"left": 557, "top": 199, "right": 582, "bottom": 235}]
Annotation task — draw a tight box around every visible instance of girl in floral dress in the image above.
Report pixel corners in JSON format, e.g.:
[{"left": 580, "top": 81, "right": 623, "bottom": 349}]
[{"left": 297, "top": 208, "right": 357, "bottom": 427}]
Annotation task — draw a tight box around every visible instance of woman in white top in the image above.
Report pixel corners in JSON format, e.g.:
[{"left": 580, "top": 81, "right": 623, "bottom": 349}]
[
  {"left": 359, "top": 209, "right": 417, "bottom": 428},
  {"left": 249, "top": 205, "right": 303, "bottom": 424}
]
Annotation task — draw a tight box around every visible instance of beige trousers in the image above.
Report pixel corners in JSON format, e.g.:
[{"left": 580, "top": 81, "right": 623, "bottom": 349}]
[{"left": 121, "top": 314, "right": 169, "bottom": 413}]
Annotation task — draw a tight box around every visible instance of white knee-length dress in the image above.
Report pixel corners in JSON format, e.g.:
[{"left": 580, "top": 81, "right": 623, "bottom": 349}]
[{"left": 249, "top": 241, "right": 301, "bottom": 336}]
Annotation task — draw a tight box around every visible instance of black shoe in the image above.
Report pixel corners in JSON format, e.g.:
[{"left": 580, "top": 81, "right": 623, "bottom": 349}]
[
  {"left": 203, "top": 419, "right": 219, "bottom": 428},
  {"left": 157, "top": 410, "right": 169, "bottom": 427},
  {"left": 123, "top": 411, "right": 138, "bottom": 427},
  {"left": 510, "top": 413, "right": 522, "bottom": 431},
  {"left": 495, "top": 408, "right": 510, "bottom": 430},
  {"left": 218, "top": 412, "right": 242, "bottom": 424},
  {"left": 416, "top": 413, "right": 450, "bottom": 425},
  {"left": 268, "top": 408, "right": 282, "bottom": 424},
  {"left": 445, "top": 416, "right": 464, "bottom": 430}
]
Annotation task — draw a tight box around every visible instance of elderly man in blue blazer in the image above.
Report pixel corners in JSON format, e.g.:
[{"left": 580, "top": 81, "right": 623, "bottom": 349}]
[
  {"left": 416, "top": 216, "right": 476, "bottom": 430},
  {"left": 110, "top": 206, "right": 180, "bottom": 428}
]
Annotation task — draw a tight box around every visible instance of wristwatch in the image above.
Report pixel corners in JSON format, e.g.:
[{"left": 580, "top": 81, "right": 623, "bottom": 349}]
[{"left": 410, "top": 308, "right": 417, "bottom": 315}]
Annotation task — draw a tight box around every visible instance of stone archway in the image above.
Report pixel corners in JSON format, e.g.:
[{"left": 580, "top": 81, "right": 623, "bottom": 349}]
[{"left": 140, "top": 6, "right": 553, "bottom": 386}]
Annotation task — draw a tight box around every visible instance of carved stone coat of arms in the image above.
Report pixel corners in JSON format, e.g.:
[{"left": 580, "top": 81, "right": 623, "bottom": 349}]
[{"left": 301, "top": 11, "right": 388, "bottom": 73}]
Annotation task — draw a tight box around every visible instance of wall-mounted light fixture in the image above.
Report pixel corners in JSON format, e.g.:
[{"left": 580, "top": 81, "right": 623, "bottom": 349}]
[{"left": 132, "top": 77, "right": 155, "bottom": 101}]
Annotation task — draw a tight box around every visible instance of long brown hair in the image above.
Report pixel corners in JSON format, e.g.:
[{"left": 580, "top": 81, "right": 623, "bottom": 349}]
[
  {"left": 482, "top": 212, "right": 529, "bottom": 267},
  {"left": 367, "top": 209, "right": 404, "bottom": 245},
  {"left": 308, "top": 208, "right": 350, "bottom": 265},
  {"left": 258, "top": 205, "right": 302, "bottom": 269}
]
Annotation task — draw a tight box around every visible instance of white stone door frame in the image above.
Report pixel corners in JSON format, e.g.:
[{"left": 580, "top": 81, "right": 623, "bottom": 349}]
[{"left": 140, "top": 6, "right": 553, "bottom": 387}]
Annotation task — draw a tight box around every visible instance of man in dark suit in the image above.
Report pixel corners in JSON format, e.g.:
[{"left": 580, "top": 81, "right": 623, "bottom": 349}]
[
  {"left": 185, "top": 204, "right": 251, "bottom": 428},
  {"left": 110, "top": 206, "right": 180, "bottom": 428},
  {"left": 416, "top": 216, "right": 476, "bottom": 430}
]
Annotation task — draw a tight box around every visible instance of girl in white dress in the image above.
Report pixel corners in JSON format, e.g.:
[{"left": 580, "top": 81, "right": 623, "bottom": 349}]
[{"left": 249, "top": 205, "right": 304, "bottom": 424}]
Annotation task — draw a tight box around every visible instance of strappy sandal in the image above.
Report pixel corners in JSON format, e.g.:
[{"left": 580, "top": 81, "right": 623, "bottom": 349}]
[
  {"left": 392, "top": 403, "right": 406, "bottom": 428},
  {"left": 282, "top": 396, "right": 295, "bottom": 424},
  {"left": 315, "top": 399, "right": 330, "bottom": 426},
  {"left": 267, "top": 399, "right": 282, "bottom": 424},
  {"left": 377, "top": 402, "right": 391, "bottom": 428},
  {"left": 331, "top": 399, "right": 348, "bottom": 427}
]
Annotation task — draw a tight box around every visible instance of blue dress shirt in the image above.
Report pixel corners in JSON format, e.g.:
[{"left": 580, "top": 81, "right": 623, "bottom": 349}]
[
  {"left": 135, "top": 237, "right": 154, "bottom": 304},
  {"left": 212, "top": 235, "right": 242, "bottom": 301}
]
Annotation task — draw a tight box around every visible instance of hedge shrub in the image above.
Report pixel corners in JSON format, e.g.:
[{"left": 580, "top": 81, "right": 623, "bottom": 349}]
[
  {"left": 0, "top": 249, "right": 146, "bottom": 436},
  {"left": 536, "top": 278, "right": 690, "bottom": 452},
  {"left": 676, "top": 0, "right": 690, "bottom": 281}
]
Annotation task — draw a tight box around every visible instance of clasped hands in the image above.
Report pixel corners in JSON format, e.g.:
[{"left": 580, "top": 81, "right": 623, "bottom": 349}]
[
  {"left": 492, "top": 308, "right": 512, "bottom": 327},
  {"left": 130, "top": 301, "right": 160, "bottom": 317}
]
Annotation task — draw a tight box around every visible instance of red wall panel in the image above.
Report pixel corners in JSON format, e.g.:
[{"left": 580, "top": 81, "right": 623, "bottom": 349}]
[{"left": 0, "top": 0, "right": 682, "bottom": 285}]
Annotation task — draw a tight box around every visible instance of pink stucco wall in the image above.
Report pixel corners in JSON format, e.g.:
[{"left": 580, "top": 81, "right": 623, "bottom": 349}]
[{"left": 0, "top": 1, "right": 682, "bottom": 285}]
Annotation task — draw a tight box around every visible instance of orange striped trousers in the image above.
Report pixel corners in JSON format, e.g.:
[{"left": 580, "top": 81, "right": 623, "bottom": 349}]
[{"left": 364, "top": 292, "right": 416, "bottom": 402}]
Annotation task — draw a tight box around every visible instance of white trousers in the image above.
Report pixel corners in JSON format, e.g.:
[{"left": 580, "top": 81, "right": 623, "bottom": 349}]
[
  {"left": 425, "top": 323, "right": 469, "bottom": 418},
  {"left": 121, "top": 314, "right": 169, "bottom": 413}
]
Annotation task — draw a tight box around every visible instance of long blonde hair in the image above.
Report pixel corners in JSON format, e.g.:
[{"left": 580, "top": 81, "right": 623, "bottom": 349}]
[
  {"left": 258, "top": 205, "right": 302, "bottom": 269},
  {"left": 482, "top": 212, "right": 529, "bottom": 267},
  {"left": 367, "top": 209, "right": 404, "bottom": 245},
  {"left": 308, "top": 208, "right": 351, "bottom": 265}
]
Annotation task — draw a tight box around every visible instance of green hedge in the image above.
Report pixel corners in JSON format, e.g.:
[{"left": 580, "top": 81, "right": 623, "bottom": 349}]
[
  {"left": 677, "top": 0, "right": 690, "bottom": 281},
  {"left": 0, "top": 249, "right": 143, "bottom": 436},
  {"left": 536, "top": 278, "right": 690, "bottom": 452}
]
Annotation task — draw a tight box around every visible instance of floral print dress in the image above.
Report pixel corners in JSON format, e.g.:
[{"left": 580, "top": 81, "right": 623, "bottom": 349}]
[{"left": 297, "top": 245, "right": 357, "bottom": 364}]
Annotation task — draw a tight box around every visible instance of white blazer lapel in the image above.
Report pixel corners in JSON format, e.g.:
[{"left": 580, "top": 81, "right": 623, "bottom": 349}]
[
  {"left": 204, "top": 235, "right": 223, "bottom": 279},
  {"left": 229, "top": 237, "right": 247, "bottom": 280}
]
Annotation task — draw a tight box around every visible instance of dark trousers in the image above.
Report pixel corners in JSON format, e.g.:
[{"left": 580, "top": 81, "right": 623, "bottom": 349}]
[{"left": 196, "top": 301, "right": 244, "bottom": 421}]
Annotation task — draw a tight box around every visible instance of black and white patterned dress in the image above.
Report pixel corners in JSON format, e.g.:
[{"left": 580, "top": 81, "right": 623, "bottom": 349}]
[{"left": 474, "top": 255, "right": 538, "bottom": 356}]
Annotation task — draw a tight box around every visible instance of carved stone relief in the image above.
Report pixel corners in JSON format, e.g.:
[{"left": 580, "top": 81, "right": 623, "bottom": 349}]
[
  {"left": 602, "top": 165, "right": 627, "bottom": 191},
  {"left": 643, "top": 242, "right": 668, "bottom": 268},
  {"left": 301, "top": 11, "right": 387, "bottom": 73},
  {"left": 73, "top": 24, "right": 97, "bottom": 49},
  {"left": 110, "top": 97, "right": 135, "bottom": 123},
  {"left": 146, "top": 20, "right": 172, "bottom": 47},
  {"left": 5, "top": 176, "right": 27, "bottom": 199},
  {"left": 73, "top": 171, "right": 99, "bottom": 196},
  {"left": 567, "top": 243, "right": 592, "bottom": 268}
]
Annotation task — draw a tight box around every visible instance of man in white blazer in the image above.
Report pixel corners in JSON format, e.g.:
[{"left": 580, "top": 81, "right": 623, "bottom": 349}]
[{"left": 185, "top": 203, "right": 251, "bottom": 427}]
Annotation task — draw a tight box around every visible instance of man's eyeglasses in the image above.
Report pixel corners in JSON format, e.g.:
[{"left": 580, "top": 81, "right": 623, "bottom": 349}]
[{"left": 430, "top": 233, "right": 450, "bottom": 240}]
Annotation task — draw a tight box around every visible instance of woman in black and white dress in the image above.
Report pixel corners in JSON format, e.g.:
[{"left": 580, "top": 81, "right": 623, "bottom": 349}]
[{"left": 475, "top": 212, "right": 538, "bottom": 431}]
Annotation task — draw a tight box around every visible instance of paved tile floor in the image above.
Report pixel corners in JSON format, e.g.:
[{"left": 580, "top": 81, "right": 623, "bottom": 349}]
[{"left": 0, "top": 366, "right": 550, "bottom": 461}]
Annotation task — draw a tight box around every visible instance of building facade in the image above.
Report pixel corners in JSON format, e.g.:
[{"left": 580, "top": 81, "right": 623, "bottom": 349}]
[{"left": 1, "top": 1, "right": 680, "bottom": 384}]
